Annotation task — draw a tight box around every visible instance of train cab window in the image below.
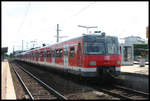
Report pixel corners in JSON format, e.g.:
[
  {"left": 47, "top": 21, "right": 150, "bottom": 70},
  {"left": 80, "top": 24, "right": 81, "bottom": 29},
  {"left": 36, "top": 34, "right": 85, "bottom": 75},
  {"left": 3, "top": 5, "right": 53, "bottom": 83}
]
[{"left": 70, "top": 47, "right": 75, "bottom": 58}]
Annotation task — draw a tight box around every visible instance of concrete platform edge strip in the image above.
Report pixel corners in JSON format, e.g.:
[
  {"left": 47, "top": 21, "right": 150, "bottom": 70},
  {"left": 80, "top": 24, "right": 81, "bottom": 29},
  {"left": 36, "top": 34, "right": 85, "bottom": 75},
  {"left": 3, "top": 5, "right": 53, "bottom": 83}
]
[{"left": 120, "top": 72, "right": 148, "bottom": 78}]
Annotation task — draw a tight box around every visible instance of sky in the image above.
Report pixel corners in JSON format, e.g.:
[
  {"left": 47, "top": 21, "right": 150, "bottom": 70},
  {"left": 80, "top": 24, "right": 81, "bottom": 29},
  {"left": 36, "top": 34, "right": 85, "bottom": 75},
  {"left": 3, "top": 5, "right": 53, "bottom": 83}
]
[{"left": 2, "top": 1, "right": 149, "bottom": 54}]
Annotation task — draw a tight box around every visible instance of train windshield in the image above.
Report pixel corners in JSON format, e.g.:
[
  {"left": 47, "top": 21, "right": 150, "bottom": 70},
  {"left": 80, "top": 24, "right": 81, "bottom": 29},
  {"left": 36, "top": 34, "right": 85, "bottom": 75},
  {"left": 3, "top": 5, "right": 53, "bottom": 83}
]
[
  {"left": 84, "top": 42, "right": 105, "bottom": 54},
  {"left": 83, "top": 35, "right": 120, "bottom": 55},
  {"left": 83, "top": 35, "right": 105, "bottom": 55},
  {"left": 106, "top": 37, "right": 120, "bottom": 54}
]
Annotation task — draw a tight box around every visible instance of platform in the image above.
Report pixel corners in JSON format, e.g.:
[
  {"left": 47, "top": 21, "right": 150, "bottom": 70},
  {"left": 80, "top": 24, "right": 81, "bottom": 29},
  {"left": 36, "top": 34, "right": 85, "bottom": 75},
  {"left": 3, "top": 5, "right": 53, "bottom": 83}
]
[
  {"left": 121, "top": 64, "right": 149, "bottom": 76},
  {"left": 1, "top": 59, "right": 16, "bottom": 99}
]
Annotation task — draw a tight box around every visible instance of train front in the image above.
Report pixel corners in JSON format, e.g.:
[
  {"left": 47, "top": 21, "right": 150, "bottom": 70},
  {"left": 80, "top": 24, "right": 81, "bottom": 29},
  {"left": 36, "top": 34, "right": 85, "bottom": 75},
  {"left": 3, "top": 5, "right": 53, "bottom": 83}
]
[{"left": 82, "top": 34, "right": 121, "bottom": 77}]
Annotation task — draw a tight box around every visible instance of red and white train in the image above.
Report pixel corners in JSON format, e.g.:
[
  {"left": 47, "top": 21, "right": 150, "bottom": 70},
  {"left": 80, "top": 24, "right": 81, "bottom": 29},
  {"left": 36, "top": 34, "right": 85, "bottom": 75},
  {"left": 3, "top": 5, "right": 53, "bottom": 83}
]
[{"left": 15, "top": 33, "right": 121, "bottom": 77}]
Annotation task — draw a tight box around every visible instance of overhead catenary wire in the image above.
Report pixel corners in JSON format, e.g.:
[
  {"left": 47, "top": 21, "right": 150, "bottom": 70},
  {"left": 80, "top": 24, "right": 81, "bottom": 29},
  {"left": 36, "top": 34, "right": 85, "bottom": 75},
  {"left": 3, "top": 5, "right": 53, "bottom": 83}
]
[
  {"left": 61, "top": 2, "right": 97, "bottom": 25},
  {"left": 17, "top": 2, "right": 31, "bottom": 34},
  {"left": 16, "top": 2, "right": 31, "bottom": 51},
  {"left": 57, "top": 2, "right": 97, "bottom": 41}
]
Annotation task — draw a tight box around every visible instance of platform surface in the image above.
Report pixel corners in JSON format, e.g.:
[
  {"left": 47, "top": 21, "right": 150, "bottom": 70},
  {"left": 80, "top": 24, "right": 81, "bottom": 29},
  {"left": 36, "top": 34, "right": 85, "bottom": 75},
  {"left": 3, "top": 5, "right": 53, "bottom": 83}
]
[
  {"left": 1, "top": 59, "right": 16, "bottom": 99},
  {"left": 121, "top": 64, "right": 149, "bottom": 76}
]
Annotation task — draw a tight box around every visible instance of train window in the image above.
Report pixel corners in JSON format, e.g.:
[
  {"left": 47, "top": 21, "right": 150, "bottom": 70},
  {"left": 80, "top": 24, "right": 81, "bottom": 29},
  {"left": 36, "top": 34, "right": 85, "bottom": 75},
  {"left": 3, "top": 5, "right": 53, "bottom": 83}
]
[
  {"left": 40, "top": 51, "right": 42, "bottom": 57},
  {"left": 70, "top": 47, "right": 75, "bottom": 58},
  {"left": 43, "top": 51, "right": 45, "bottom": 57},
  {"left": 78, "top": 43, "right": 81, "bottom": 54},
  {"left": 47, "top": 50, "right": 51, "bottom": 57},
  {"left": 85, "top": 42, "right": 105, "bottom": 55},
  {"left": 40, "top": 51, "right": 44, "bottom": 57},
  {"left": 36, "top": 52, "right": 39, "bottom": 58},
  {"left": 38, "top": 51, "right": 40, "bottom": 58},
  {"left": 59, "top": 49, "right": 63, "bottom": 57},
  {"left": 32, "top": 53, "right": 34, "bottom": 58},
  {"left": 56, "top": 49, "right": 59, "bottom": 57}
]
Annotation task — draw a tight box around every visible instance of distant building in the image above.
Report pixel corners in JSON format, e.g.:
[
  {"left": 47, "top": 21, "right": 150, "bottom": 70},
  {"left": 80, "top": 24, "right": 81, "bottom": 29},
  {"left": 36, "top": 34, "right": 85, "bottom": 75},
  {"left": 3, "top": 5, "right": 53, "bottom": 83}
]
[
  {"left": 120, "top": 36, "right": 148, "bottom": 62},
  {"left": 124, "top": 36, "right": 145, "bottom": 45}
]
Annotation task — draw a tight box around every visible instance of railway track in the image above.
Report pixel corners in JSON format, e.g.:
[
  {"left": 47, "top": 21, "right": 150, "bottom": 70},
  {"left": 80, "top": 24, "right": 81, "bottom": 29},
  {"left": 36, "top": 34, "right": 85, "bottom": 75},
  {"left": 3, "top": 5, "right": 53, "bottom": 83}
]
[
  {"left": 11, "top": 60, "right": 149, "bottom": 100},
  {"left": 94, "top": 84, "right": 149, "bottom": 100},
  {"left": 10, "top": 62, "right": 67, "bottom": 100}
]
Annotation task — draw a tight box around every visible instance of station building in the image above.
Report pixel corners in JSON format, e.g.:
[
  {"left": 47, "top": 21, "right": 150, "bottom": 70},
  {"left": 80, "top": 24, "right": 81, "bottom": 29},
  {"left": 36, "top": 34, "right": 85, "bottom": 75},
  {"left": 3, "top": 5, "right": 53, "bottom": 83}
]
[
  {"left": 1, "top": 47, "right": 8, "bottom": 61},
  {"left": 120, "top": 36, "right": 148, "bottom": 66}
]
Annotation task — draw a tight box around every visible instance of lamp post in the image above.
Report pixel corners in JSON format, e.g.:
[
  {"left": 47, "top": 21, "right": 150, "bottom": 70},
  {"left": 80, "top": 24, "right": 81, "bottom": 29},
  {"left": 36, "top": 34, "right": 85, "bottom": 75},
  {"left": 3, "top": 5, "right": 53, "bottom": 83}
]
[
  {"left": 78, "top": 25, "right": 98, "bottom": 33},
  {"left": 30, "top": 40, "right": 36, "bottom": 49}
]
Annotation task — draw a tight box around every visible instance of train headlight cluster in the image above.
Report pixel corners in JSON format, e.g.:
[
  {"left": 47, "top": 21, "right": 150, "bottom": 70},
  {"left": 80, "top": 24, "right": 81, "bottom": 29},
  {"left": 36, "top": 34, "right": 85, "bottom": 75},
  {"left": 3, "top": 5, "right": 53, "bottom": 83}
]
[
  {"left": 117, "top": 61, "right": 121, "bottom": 65},
  {"left": 90, "top": 61, "right": 96, "bottom": 66}
]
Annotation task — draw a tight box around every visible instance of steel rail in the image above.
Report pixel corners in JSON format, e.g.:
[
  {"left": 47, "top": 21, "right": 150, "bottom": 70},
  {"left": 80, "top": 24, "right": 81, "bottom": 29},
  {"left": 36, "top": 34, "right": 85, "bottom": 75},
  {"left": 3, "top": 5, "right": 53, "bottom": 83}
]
[
  {"left": 10, "top": 63, "right": 34, "bottom": 100},
  {"left": 97, "top": 85, "right": 149, "bottom": 100},
  {"left": 15, "top": 63, "right": 68, "bottom": 100},
  {"left": 98, "top": 88, "right": 133, "bottom": 100},
  {"left": 113, "top": 85, "right": 149, "bottom": 97}
]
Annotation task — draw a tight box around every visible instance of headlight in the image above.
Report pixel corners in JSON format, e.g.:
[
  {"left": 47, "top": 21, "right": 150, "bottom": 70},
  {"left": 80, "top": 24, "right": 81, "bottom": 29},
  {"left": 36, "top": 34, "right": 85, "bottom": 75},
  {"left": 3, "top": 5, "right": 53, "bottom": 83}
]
[
  {"left": 90, "top": 61, "right": 96, "bottom": 66},
  {"left": 117, "top": 61, "right": 121, "bottom": 65}
]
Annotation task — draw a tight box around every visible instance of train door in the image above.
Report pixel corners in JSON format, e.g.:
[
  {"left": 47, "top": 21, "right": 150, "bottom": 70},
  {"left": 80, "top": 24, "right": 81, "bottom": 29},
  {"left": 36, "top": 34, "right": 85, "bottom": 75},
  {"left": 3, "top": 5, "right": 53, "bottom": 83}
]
[
  {"left": 38, "top": 50, "right": 40, "bottom": 62},
  {"left": 34, "top": 52, "right": 36, "bottom": 61},
  {"left": 36, "top": 50, "right": 38, "bottom": 61},
  {"left": 52, "top": 48, "right": 55, "bottom": 64},
  {"left": 43, "top": 48, "right": 46, "bottom": 63},
  {"left": 77, "top": 43, "right": 82, "bottom": 66},
  {"left": 44, "top": 48, "right": 46, "bottom": 63},
  {"left": 64, "top": 45, "right": 68, "bottom": 66},
  {"left": 46, "top": 48, "right": 51, "bottom": 63}
]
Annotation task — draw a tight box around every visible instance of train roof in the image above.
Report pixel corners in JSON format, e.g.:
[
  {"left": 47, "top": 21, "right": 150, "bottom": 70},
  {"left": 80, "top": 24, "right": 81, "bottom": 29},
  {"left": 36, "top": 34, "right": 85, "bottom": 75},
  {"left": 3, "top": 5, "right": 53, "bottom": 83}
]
[{"left": 16, "top": 33, "right": 118, "bottom": 55}]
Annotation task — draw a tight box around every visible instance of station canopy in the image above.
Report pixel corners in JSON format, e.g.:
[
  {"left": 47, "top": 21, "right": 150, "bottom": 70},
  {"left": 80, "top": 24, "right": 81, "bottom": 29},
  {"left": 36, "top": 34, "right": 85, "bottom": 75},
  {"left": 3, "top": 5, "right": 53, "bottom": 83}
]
[{"left": 1, "top": 47, "right": 8, "bottom": 54}]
